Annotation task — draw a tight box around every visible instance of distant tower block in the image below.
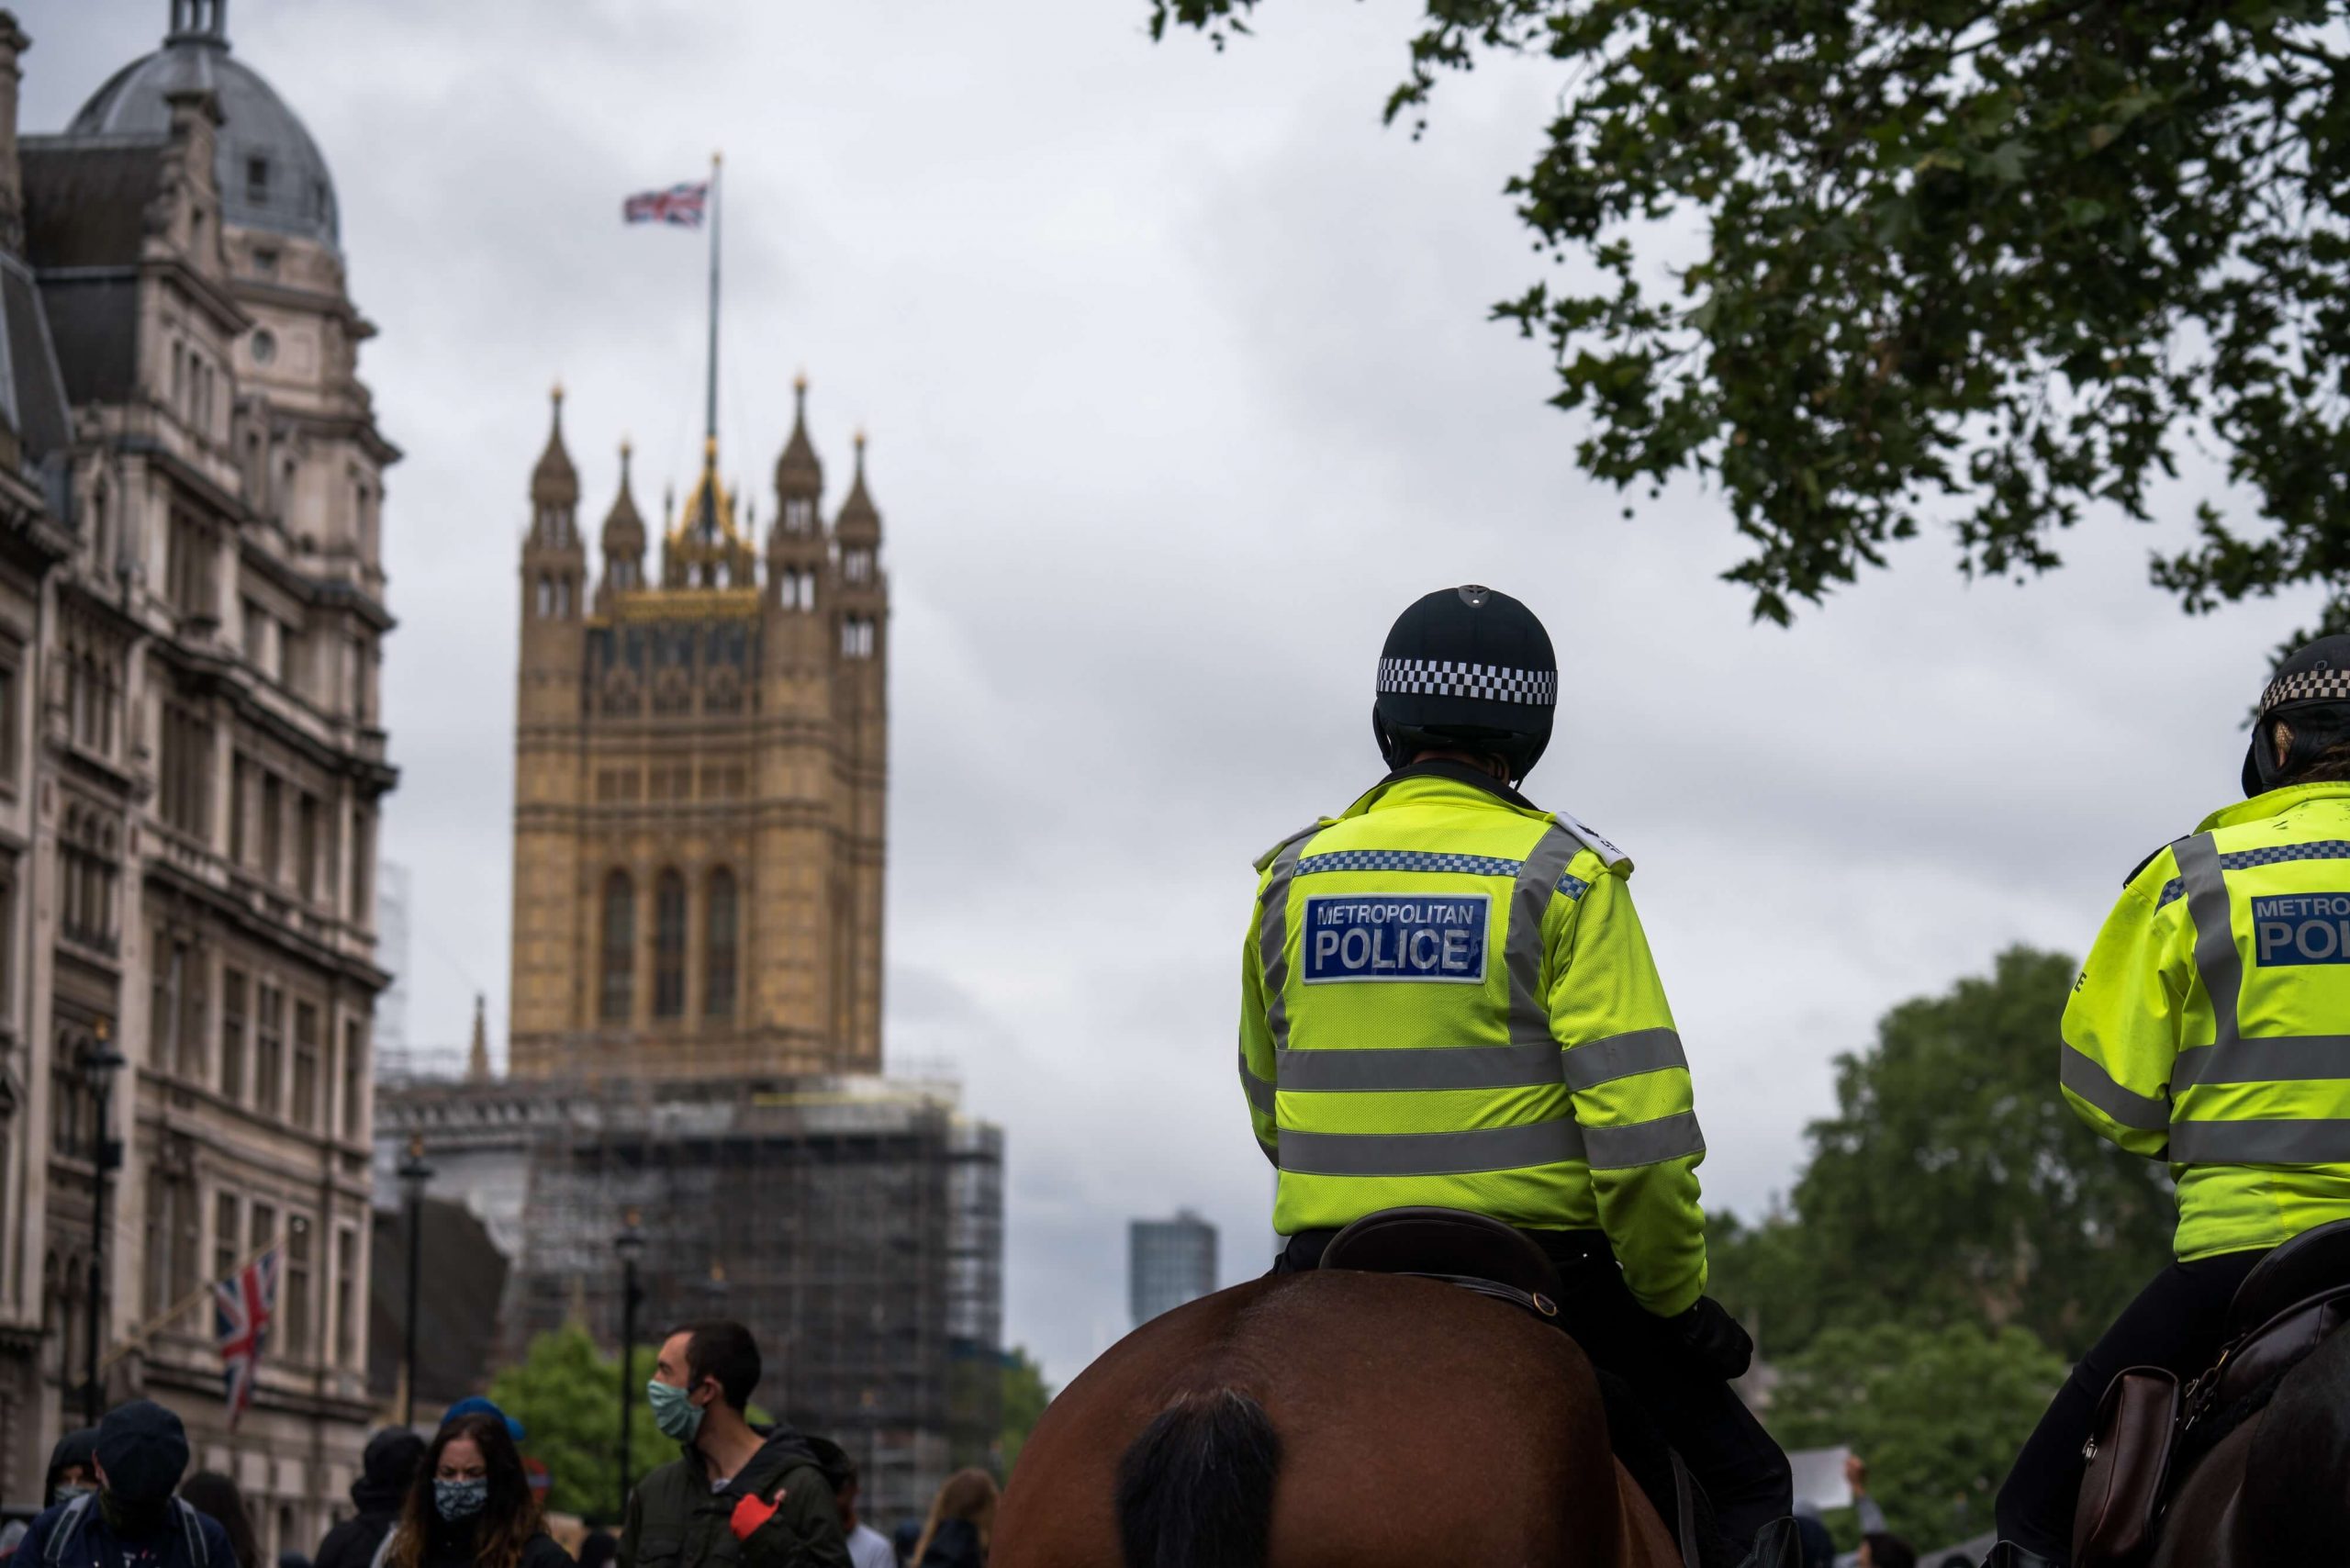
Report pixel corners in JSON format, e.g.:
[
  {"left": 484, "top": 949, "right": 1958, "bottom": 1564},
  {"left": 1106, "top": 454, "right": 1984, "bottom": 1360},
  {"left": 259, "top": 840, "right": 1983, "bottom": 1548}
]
[{"left": 507, "top": 379, "right": 888, "bottom": 1081}]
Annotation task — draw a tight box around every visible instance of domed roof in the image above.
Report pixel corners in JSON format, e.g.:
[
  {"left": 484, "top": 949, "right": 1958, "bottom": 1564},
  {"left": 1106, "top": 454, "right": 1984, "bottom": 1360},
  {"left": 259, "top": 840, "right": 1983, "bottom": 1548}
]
[{"left": 67, "top": 4, "right": 340, "bottom": 250}]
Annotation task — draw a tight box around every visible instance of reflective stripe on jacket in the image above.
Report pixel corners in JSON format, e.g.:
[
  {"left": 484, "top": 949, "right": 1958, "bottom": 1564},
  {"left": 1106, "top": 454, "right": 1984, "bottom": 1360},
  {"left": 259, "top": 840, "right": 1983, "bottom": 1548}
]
[
  {"left": 2064, "top": 780, "right": 2350, "bottom": 1260},
  {"left": 1238, "top": 768, "right": 1707, "bottom": 1316}
]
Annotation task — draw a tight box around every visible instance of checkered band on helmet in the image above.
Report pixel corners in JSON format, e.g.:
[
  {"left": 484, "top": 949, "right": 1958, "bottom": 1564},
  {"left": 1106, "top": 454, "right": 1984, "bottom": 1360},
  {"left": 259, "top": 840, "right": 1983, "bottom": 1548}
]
[
  {"left": 2259, "top": 666, "right": 2350, "bottom": 716},
  {"left": 1376, "top": 657, "right": 1557, "bottom": 707}
]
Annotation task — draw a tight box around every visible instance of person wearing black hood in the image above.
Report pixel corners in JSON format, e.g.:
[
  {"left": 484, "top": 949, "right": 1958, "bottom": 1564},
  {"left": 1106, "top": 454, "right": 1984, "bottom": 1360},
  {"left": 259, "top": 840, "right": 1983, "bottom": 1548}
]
[
  {"left": 314, "top": 1431, "right": 427, "bottom": 1568},
  {"left": 15, "top": 1401, "right": 232, "bottom": 1568},
  {"left": 0, "top": 1429, "right": 101, "bottom": 1559},
  {"left": 619, "top": 1321, "right": 848, "bottom": 1568}
]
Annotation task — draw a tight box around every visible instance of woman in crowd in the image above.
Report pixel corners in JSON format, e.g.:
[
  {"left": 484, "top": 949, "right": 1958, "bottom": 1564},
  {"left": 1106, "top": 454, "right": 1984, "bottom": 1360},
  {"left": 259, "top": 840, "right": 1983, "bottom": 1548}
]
[
  {"left": 180, "top": 1473, "right": 264, "bottom": 1568},
  {"left": 382, "top": 1414, "right": 568, "bottom": 1568},
  {"left": 907, "top": 1472, "right": 995, "bottom": 1568}
]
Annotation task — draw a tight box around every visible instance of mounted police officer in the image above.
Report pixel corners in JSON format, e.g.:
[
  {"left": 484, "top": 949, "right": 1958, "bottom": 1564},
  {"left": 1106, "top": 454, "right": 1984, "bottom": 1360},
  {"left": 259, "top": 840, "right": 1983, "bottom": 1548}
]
[
  {"left": 1238, "top": 586, "right": 1794, "bottom": 1556},
  {"left": 1991, "top": 634, "right": 2350, "bottom": 1564}
]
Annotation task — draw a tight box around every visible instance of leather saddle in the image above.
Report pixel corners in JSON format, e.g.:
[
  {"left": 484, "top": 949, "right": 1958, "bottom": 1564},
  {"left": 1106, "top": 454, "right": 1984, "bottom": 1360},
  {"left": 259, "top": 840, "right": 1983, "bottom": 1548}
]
[
  {"left": 1322, "top": 1205, "right": 1565, "bottom": 1320},
  {"left": 1321, "top": 1208, "right": 1751, "bottom": 1568},
  {"left": 2076, "top": 1217, "right": 2350, "bottom": 1568}
]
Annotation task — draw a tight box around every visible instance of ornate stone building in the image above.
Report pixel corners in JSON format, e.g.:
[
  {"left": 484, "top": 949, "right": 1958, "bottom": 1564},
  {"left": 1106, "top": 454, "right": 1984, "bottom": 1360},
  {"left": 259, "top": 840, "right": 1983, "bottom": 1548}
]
[
  {"left": 0, "top": 0, "right": 394, "bottom": 1526},
  {"left": 508, "top": 386, "right": 887, "bottom": 1082}
]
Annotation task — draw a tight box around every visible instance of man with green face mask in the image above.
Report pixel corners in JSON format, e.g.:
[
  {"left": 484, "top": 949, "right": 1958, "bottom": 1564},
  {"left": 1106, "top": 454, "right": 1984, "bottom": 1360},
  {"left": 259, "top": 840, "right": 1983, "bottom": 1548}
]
[{"left": 617, "top": 1320, "right": 850, "bottom": 1568}]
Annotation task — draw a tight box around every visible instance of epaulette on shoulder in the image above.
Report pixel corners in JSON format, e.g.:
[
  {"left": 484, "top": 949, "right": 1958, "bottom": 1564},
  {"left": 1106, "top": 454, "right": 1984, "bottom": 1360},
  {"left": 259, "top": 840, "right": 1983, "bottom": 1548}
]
[
  {"left": 1252, "top": 819, "right": 1327, "bottom": 874},
  {"left": 2123, "top": 833, "right": 2194, "bottom": 890},
  {"left": 1553, "top": 807, "right": 1632, "bottom": 875}
]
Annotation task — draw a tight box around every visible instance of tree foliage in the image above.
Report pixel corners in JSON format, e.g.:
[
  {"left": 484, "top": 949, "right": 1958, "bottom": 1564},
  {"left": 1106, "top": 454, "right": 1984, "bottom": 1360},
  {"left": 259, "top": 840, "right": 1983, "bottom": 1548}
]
[
  {"left": 998, "top": 1346, "right": 1054, "bottom": 1476},
  {"left": 1769, "top": 1321, "right": 2068, "bottom": 1547},
  {"left": 487, "top": 1327, "right": 669, "bottom": 1520},
  {"left": 1150, "top": 0, "right": 2350, "bottom": 631},
  {"left": 1707, "top": 946, "right": 2175, "bottom": 1361}
]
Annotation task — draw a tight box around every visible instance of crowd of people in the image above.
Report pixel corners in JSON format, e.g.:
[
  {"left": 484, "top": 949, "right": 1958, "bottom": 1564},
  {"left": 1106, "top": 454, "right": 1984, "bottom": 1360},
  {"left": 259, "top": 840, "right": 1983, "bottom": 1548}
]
[{"left": 0, "top": 1320, "right": 996, "bottom": 1568}]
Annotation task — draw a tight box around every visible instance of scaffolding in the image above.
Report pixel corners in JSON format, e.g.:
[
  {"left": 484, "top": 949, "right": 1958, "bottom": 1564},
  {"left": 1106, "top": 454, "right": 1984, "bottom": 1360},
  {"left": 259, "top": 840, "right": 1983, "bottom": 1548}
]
[{"left": 385, "top": 1072, "right": 1003, "bottom": 1526}]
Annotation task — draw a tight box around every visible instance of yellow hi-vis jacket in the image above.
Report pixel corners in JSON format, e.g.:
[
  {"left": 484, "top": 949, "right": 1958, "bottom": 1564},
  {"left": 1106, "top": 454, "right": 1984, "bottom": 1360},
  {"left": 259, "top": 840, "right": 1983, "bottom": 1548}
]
[
  {"left": 2065, "top": 780, "right": 2350, "bottom": 1260},
  {"left": 1238, "top": 768, "right": 1708, "bottom": 1316}
]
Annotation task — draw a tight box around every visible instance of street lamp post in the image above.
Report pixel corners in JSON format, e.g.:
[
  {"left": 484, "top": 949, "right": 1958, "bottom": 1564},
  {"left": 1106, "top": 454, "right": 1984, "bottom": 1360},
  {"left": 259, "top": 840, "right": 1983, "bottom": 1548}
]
[
  {"left": 615, "top": 1207, "right": 645, "bottom": 1518},
  {"left": 80, "top": 1020, "right": 125, "bottom": 1427},
  {"left": 396, "top": 1133, "right": 433, "bottom": 1427}
]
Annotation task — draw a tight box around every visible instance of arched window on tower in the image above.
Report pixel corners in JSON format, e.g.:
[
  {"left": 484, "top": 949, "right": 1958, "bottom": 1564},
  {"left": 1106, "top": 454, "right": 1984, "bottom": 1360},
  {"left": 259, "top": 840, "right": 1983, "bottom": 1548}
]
[
  {"left": 599, "top": 871, "right": 634, "bottom": 1022},
  {"left": 534, "top": 576, "right": 552, "bottom": 618},
  {"left": 705, "top": 868, "right": 737, "bottom": 1019},
  {"left": 653, "top": 869, "right": 687, "bottom": 1019}
]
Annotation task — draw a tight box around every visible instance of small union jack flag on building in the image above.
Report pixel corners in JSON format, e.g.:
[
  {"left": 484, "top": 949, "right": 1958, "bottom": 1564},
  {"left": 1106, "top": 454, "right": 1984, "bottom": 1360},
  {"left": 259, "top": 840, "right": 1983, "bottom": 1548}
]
[
  {"left": 622, "top": 182, "right": 710, "bottom": 228},
  {"left": 215, "top": 1247, "right": 282, "bottom": 1430}
]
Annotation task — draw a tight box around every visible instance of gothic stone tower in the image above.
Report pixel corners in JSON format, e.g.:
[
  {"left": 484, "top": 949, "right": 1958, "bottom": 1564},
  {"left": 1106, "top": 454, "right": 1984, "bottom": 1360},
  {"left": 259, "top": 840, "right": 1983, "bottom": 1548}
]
[{"left": 508, "top": 378, "right": 887, "bottom": 1081}]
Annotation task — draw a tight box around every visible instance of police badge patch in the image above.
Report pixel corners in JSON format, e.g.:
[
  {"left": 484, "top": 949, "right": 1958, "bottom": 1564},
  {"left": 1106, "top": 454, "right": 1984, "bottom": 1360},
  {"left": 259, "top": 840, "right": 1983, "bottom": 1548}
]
[{"left": 1302, "top": 893, "right": 1490, "bottom": 984}]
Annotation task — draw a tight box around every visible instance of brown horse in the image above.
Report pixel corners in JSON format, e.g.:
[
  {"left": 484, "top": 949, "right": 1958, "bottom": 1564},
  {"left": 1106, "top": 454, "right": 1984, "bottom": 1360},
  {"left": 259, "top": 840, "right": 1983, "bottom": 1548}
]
[
  {"left": 993, "top": 1269, "right": 1684, "bottom": 1568},
  {"left": 2143, "top": 1321, "right": 2350, "bottom": 1568}
]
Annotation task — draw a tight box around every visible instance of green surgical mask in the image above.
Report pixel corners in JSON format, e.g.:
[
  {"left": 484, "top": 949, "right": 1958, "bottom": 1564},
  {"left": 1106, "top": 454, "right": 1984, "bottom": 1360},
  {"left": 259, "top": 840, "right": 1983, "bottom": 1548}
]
[{"left": 647, "top": 1376, "right": 705, "bottom": 1442}]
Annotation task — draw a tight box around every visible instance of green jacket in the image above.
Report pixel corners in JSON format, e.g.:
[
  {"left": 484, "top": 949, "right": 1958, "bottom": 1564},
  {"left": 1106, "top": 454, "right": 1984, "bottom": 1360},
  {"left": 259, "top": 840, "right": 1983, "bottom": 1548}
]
[
  {"left": 618, "top": 1429, "right": 850, "bottom": 1568},
  {"left": 2063, "top": 780, "right": 2350, "bottom": 1260},
  {"left": 1240, "top": 766, "right": 1709, "bottom": 1315}
]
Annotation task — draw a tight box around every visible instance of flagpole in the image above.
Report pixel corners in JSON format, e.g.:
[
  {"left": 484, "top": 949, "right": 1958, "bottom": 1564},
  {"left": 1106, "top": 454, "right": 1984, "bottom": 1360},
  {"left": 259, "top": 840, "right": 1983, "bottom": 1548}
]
[
  {"left": 705, "top": 150, "right": 722, "bottom": 451},
  {"left": 99, "top": 1235, "right": 284, "bottom": 1372}
]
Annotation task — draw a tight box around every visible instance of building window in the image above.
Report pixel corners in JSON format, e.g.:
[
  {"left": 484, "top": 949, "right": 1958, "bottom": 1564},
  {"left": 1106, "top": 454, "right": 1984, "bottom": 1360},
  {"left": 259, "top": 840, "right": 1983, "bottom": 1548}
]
[
  {"left": 333, "top": 1226, "right": 357, "bottom": 1368},
  {"left": 599, "top": 872, "right": 633, "bottom": 1023},
  {"left": 297, "top": 793, "right": 319, "bottom": 902},
  {"left": 142, "top": 1164, "right": 198, "bottom": 1317},
  {"left": 241, "top": 601, "right": 270, "bottom": 669},
  {"left": 261, "top": 774, "right": 283, "bottom": 881},
  {"left": 160, "top": 702, "right": 214, "bottom": 841},
  {"left": 248, "top": 1201, "right": 276, "bottom": 1267},
  {"left": 213, "top": 1190, "right": 241, "bottom": 1280},
  {"left": 64, "top": 618, "right": 123, "bottom": 758},
  {"left": 844, "top": 548, "right": 873, "bottom": 584},
  {"left": 166, "top": 513, "right": 215, "bottom": 620},
  {"left": 285, "top": 1215, "right": 311, "bottom": 1358},
  {"left": 840, "top": 616, "right": 876, "bottom": 658},
  {"left": 784, "top": 498, "right": 814, "bottom": 534},
  {"left": 255, "top": 984, "right": 284, "bottom": 1117},
  {"left": 350, "top": 809, "right": 373, "bottom": 926},
  {"left": 291, "top": 1002, "right": 319, "bottom": 1131},
  {"left": 341, "top": 1019, "right": 364, "bottom": 1140},
  {"left": 652, "top": 869, "right": 686, "bottom": 1019},
  {"left": 229, "top": 756, "right": 251, "bottom": 865},
  {"left": 150, "top": 935, "right": 207, "bottom": 1082},
  {"left": 59, "top": 809, "right": 118, "bottom": 953},
  {"left": 0, "top": 653, "right": 18, "bottom": 790},
  {"left": 705, "top": 868, "right": 737, "bottom": 1019},
  {"left": 246, "top": 155, "right": 270, "bottom": 204},
  {"left": 219, "top": 969, "right": 247, "bottom": 1104},
  {"left": 349, "top": 636, "right": 370, "bottom": 722}
]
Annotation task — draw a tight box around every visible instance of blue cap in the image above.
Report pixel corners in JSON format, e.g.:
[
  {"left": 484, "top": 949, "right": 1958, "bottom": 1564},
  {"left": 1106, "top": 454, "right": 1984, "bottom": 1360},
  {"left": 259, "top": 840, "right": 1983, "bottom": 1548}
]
[{"left": 441, "top": 1395, "right": 524, "bottom": 1442}]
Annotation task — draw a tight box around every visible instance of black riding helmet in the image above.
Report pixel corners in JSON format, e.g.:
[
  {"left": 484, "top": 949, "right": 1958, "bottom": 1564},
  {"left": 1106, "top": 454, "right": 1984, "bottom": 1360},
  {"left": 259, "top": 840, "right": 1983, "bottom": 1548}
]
[
  {"left": 2244, "top": 634, "right": 2350, "bottom": 796},
  {"left": 1373, "top": 585, "right": 1557, "bottom": 783}
]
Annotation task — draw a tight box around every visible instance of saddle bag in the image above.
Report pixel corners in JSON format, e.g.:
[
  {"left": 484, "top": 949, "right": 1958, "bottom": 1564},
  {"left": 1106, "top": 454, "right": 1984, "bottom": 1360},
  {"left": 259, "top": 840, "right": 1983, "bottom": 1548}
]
[{"left": 2073, "top": 1365, "right": 2178, "bottom": 1568}]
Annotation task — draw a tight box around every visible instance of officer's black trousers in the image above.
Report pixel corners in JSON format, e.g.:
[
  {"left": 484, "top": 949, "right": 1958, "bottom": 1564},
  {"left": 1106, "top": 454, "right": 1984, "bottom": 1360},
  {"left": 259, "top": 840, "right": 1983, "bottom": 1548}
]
[
  {"left": 1993, "top": 1247, "right": 2267, "bottom": 1562},
  {"left": 1276, "top": 1227, "right": 1793, "bottom": 1554}
]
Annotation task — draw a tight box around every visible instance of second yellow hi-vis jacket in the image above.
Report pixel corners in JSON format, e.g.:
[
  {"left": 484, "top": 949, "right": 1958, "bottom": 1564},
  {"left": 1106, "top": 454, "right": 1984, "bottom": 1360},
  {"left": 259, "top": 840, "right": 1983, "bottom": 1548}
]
[
  {"left": 1238, "top": 765, "right": 1708, "bottom": 1316},
  {"left": 2064, "top": 780, "right": 2350, "bottom": 1260}
]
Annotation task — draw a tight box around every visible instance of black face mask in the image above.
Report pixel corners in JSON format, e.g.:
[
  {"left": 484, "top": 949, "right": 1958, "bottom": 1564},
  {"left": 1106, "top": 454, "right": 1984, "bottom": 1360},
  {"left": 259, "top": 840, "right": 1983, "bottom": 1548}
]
[{"left": 99, "top": 1491, "right": 173, "bottom": 1538}]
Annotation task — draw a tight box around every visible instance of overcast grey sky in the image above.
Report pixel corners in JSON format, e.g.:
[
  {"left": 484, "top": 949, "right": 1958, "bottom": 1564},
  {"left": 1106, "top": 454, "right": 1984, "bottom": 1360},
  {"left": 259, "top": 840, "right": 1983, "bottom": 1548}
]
[{"left": 26, "top": 0, "right": 2322, "bottom": 1388}]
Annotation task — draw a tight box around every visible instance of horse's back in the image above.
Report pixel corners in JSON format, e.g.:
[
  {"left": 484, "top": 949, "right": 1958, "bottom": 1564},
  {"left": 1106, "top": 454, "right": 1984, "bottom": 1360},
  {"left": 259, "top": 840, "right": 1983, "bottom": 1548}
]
[{"left": 997, "top": 1270, "right": 1662, "bottom": 1568}]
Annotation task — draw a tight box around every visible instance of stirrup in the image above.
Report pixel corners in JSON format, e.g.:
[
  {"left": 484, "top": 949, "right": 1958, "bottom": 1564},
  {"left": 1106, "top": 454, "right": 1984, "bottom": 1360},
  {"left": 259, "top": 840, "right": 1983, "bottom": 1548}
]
[
  {"left": 1732, "top": 1518, "right": 1802, "bottom": 1568},
  {"left": 1978, "top": 1544, "right": 2056, "bottom": 1568}
]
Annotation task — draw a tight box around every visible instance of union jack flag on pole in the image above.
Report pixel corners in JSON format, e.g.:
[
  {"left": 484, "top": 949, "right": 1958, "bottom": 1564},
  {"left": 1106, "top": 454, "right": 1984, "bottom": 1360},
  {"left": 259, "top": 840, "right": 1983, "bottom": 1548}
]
[
  {"left": 622, "top": 182, "right": 709, "bottom": 228},
  {"left": 215, "top": 1246, "right": 282, "bottom": 1430}
]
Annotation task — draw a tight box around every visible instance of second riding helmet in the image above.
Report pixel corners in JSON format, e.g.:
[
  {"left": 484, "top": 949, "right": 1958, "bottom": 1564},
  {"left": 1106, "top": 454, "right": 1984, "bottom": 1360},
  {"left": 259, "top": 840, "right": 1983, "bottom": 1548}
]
[
  {"left": 2244, "top": 633, "right": 2350, "bottom": 796},
  {"left": 1373, "top": 585, "right": 1557, "bottom": 782}
]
